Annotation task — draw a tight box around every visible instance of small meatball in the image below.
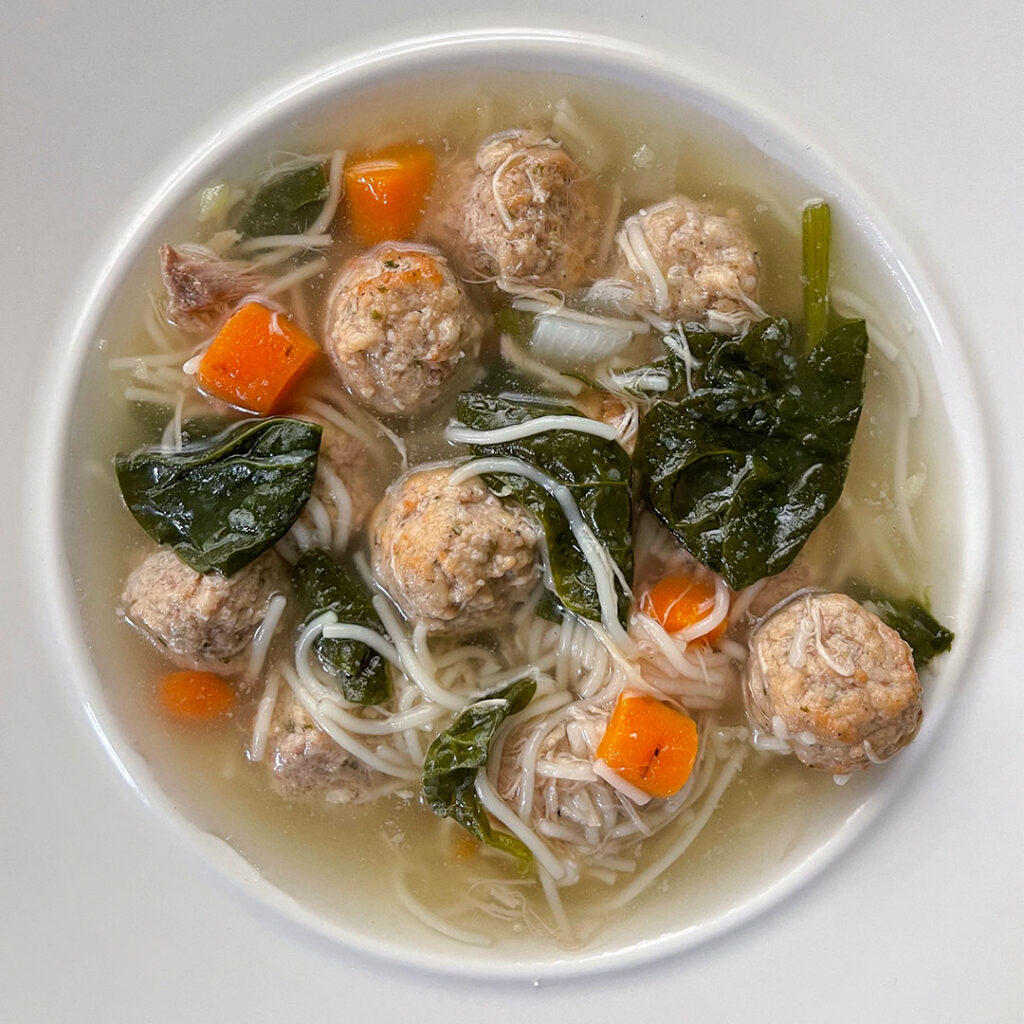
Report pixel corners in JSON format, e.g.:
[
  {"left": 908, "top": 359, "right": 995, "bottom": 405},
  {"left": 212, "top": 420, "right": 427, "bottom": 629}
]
[
  {"left": 159, "top": 244, "right": 265, "bottom": 331},
  {"left": 616, "top": 196, "right": 759, "bottom": 323},
  {"left": 370, "top": 466, "right": 541, "bottom": 634},
  {"left": 121, "top": 548, "right": 282, "bottom": 667},
  {"left": 266, "top": 691, "right": 386, "bottom": 801},
  {"left": 323, "top": 244, "right": 484, "bottom": 417},
  {"left": 744, "top": 592, "right": 921, "bottom": 773},
  {"left": 426, "top": 128, "right": 602, "bottom": 290},
  {"left": 292, "top": 412, "right": 378, "bottom": 549}
]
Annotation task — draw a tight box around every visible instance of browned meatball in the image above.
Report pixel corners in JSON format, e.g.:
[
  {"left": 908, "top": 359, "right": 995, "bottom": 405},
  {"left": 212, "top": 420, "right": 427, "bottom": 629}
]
[
  {"left": 266, "top": 691, "right": 386, "bottom": 802},
  {"left": 615, "top": 195, "right": 759, "bottom": 323},
  {"left": 323, "top": 243, "right": 484, "bottom": 417},
  {"left": 744, "top": 592, "right": 921, "bottom": 773},
  {"left": 369, "top": 466, "right": 541, "bottom": 634},
  {"left": 121, "top": 548, "right": 283, "bottom": 668},
  {"left": 426, "top": 128, "right": 602, "bottom": 290}
]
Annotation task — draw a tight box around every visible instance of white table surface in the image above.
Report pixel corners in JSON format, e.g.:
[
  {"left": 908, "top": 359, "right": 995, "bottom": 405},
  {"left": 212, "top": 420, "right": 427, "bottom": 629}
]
[{"left": 2, "top": 2, "right": 1022, "bottom": 1021}]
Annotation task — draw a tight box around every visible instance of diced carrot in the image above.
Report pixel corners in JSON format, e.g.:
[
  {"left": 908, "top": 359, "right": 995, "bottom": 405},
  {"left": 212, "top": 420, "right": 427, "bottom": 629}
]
[
  {"left": 595, "top": 692, "right": 699, "bottom": 799},
  {"left": 344, "top": 144, "right": 435, "bottom": 246},
  {"left": 196, "top": 301, "right": 320, "bottom": 414},
  {"left": 157, "top": 670, "right": 236, "bottom": 722},
  {"left": 641, "top": 572, "right": 727, "bottom": 643}
]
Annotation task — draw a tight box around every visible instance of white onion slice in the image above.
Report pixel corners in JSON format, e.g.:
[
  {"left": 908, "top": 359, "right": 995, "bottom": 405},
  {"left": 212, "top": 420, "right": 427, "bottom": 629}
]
[{"left": 529, "top": 314, "right": 634, "bottom": 365}]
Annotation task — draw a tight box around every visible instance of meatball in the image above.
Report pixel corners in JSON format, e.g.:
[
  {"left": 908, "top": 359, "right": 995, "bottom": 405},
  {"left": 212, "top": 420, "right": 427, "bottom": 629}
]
[
  {"left": 121, "top": 548, "right": 283, "bottom": 668},
  {"left": 266, "top": 691, "right": 386, "bottom": 802},
  {"left": 426, "top": 128, "right": 602, "bottom": 290},
  {"left": 615, "top": 195, "right": 759, "bottom": 323},
  {"left": 369, "top": 466, "right": 541, "bottom": 634},
  {"left": 323, "top": 243, "right": 484, "bottom": 417},
  {"left": 743, "top": 592, "right": 921, "bottom": 773},
  {"left": 291, "top": 412, "right": 377, "bottom": 551}
]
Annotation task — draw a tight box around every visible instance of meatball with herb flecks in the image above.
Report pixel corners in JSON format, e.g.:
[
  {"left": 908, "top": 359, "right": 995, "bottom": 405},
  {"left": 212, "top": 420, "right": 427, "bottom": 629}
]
[
  {"left": 743, "top": 591, "right": 921, "bottom": 773},
  {"left": 369, "top": 465, "right": 541, "bottom": 634},
  {"left": 425, "top": 128, "right": 602, "bottom": 290},
  {"left": 614, "top": 195, "right": 760, "bottom": 325},
  {"left": 323, "top": 243, "right": 484, "bottom": 417},
  {"left": 121, "top": 548, "right": 283, "bottom": 670}
]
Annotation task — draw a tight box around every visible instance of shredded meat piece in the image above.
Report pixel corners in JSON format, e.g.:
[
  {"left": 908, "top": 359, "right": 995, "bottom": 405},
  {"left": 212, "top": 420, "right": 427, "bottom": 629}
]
[{"left": 159, "top": 244, "right": 265, "bottom": 331}]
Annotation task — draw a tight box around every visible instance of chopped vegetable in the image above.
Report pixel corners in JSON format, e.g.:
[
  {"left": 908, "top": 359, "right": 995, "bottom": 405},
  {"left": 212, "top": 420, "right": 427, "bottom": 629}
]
[
  {"left": 802, "top": 200, "right": 832, "bottom": 349},
  {"left": 422, "top": 677, "right": 536, "bottom": 867},
  {"left": 344, "top": 144, "right": 435, "bottom": 246},
  {"left": 196, "top": 302, "right": 320, "bottom": 415},
  {"left": 848, "top": 581, "right": 954, "bottom": 668},
  {"left": 641, "top": 573, "right": 725, "bottom": 643},
  {"left": 236, "top": 159, "right": 330, "bottom": 239},
  {"left": 157, "top": 670, "right": 236, "bottom": 722},
  {"left": 635, "top": 317, "right": 867, "bottom": 589},
  {"left": 595, "top": 692, "right": 699, "bottom": 799},
  {"left": 529, "top": 311, "right": 635, "bottom": 364},
  {"left": 115, "top": 416, "right": 321, "bottom": 576},
  {"left": 455, "top": 369, "right": 633, "bottom": 624},
  {"left": 291, "top": 548, "right": 391, "bottom": 705}
]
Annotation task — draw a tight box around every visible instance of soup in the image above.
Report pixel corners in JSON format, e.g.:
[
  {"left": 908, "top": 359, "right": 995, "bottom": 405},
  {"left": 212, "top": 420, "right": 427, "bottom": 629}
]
[{"left": 65, "top": 67, "right": 958, "bottom": 956}]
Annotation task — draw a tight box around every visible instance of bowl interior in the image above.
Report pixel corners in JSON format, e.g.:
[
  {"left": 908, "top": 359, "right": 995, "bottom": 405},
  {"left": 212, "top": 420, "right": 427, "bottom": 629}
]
[{"left": 39, "top": 30, "right": 989, "bottom": 978}]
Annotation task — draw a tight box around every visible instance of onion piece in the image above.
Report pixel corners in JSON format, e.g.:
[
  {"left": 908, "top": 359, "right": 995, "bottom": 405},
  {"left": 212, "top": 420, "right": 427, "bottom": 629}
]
[{"left": 529, "top": 313, "right": 635, "bottom": 365}]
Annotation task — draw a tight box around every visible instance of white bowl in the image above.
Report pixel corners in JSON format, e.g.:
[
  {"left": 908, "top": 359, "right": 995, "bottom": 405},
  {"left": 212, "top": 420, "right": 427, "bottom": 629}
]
[{"left": 33, "top": 28, "right": 990, "bottom": 980}]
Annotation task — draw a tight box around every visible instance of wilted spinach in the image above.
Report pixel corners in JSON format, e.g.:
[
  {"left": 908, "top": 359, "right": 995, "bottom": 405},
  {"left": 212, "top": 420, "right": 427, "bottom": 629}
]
[
  {"left": 635, "top": 317, "right": 868, "bottom": 589},
  {"left": 422, "top": 677, "right": 536, "bottom": 867},
  {"left": 236, "top": 159, "right": 329, "bottom": 239},
  {"left": 848, "top": 581, "right": 954, "bottom": 669},
  {"left": 454, "top": 371, "right": 633, "bottom": 623},
  {"left": 115, "top": 416, "right": 321, "bottom": 576},
  {"left": 291, "top": 548, "right": 391, "bottom": 705}
]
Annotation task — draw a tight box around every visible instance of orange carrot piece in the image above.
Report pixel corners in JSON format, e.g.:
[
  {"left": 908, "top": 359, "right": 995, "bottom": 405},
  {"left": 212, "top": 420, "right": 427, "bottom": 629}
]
[
  {"left": 595, "top": 692, "right": 699, "bottom": 799},
  {"left": 641, "top": 572, "right": 726, "bottom": 643},
  {"left": 157, "top": 670, "right": 236, "bottom": 722},
  {"left": 344, "top": 144, "right": 435, "bottom": 246},
  {"left": 196, "top": 301, "right": 320, "bottom": 414}
]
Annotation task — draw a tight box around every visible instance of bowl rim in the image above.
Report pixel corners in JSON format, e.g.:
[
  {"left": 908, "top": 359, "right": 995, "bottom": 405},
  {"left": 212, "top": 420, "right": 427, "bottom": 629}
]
[{"left": 29, "top": 26, "right": 992, "bottom": 980}]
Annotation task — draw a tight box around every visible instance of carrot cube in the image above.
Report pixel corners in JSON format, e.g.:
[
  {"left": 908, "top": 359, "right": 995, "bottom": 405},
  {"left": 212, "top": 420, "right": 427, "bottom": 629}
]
[
  {"left": 596, "top": 692, "right": 699, "bottom": 799},
  {"left": 196, "top": 301, "right": 319, "bottom": 414}
]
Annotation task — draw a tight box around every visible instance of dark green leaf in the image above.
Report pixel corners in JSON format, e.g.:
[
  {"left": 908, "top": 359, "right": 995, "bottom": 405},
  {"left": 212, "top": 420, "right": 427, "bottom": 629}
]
[
  {"left": 635, "top": 318, "right": 867, "bottom": 589},
  {"left": 454, "top": 371, "right": 633, "bottom": 623},
  {"left": 847, "top": 581, "right": 954, "bottom": 669},
  {"left": 115, "top": 417, "right": 321, "bottom": 576},
  {"left": 422, "top": 678, "right": 536, "bottom": 866},
  {"left": 236, "top": 160, "right": 329, "bottom": 239},
  {"left": 291, "top": 548, "right": 390, "bottom": 705}
]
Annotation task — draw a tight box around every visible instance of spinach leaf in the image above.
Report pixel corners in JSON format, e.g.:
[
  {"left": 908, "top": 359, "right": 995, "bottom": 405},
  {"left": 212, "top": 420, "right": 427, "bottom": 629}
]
[
  {"left": 847, "top": 581, "right": 954, "bottom": 669},
  {"left": 422, "top": 678, "right": 536, "bottom": 867},
  {"left": 236, "top": 160, "right": 329, "bottom": 239},
  {"left": 115, "top": 417, "right": 321, "bottom": 576},
  {"left": 291, "top": 548, "right": 391, "bottom": 705},
  {"left": 635, "top": 317, "right": 867, "bottom": 589},
  {"left": 454, "top": 371, "right": 633, "bottom": 623}
]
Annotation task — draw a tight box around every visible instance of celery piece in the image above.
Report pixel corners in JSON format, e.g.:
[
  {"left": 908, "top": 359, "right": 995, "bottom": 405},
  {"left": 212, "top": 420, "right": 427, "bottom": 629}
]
[{"left": 802, "top": 200, "right": 831, "bottom": 349}]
